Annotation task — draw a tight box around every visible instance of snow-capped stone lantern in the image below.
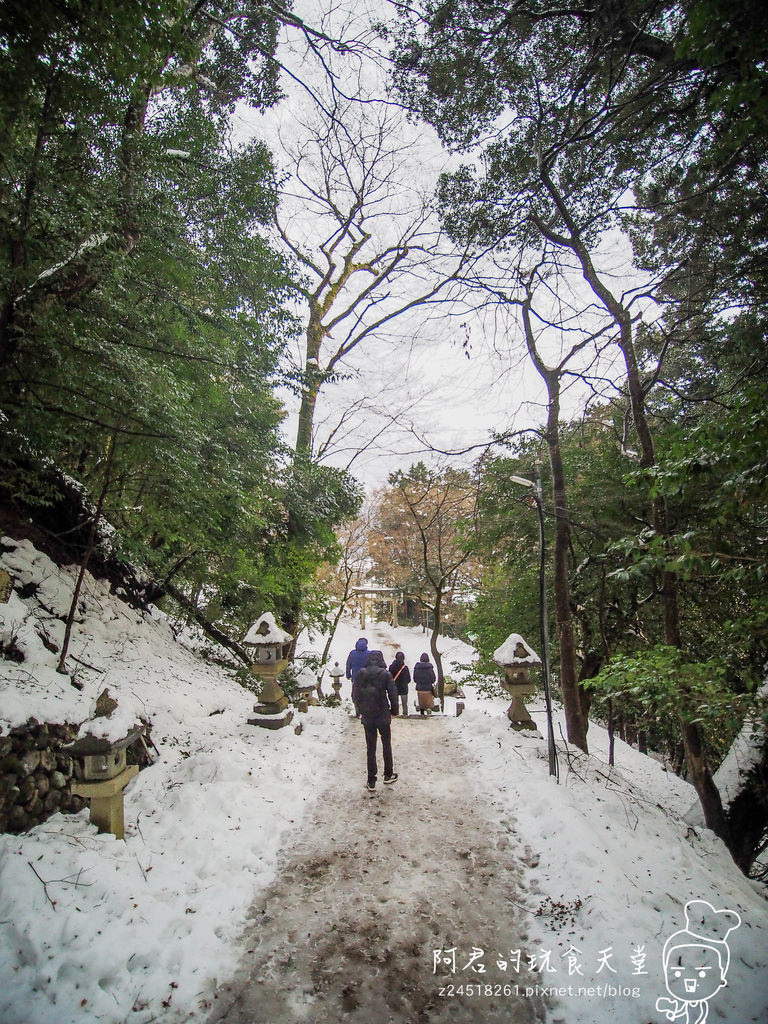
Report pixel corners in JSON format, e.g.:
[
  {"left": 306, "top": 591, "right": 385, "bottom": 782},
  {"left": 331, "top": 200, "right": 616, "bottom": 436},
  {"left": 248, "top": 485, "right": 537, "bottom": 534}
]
[
  {"left": 244, "top": 613, "right": 294, "bottom": 730},
  {"left": 328, "top": 661, "right": 344, "bottom": 699},
  {"left": 295, "top": 665, "right": 319, "bottom": 710},
  {"left": 493, "top": 633, "right": 542, "bottom": 732},
  {"left": 64, "top": 724, "right": 144, "bottom": 839}
]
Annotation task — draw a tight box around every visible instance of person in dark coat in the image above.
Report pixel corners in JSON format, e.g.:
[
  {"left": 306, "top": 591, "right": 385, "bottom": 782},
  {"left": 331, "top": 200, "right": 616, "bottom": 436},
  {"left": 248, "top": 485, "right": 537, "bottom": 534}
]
[
  {"left": 413, "top": 652, "right": 437, "bottom": 715},
  {"left": 351, "top": 651, "right": 399, "bottom": 790},
  {"left": 388, "top": 651, "right": 411, "bottom": 718},
  {"left": 345, "top": 637, "right": 369, "bottom": 683}
]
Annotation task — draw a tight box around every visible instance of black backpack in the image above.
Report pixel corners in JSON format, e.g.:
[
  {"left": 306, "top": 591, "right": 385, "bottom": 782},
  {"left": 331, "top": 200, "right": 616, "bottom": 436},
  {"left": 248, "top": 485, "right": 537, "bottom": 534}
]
[{"left": 356, "top": 668, "right": 385, "bottom": 719}]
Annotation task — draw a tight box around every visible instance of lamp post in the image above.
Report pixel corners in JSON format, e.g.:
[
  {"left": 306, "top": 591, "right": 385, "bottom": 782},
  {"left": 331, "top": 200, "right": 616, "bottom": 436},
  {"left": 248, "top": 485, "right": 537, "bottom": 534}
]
[{"left": 510, "top": 469, "right": 559, "bottom": 780}]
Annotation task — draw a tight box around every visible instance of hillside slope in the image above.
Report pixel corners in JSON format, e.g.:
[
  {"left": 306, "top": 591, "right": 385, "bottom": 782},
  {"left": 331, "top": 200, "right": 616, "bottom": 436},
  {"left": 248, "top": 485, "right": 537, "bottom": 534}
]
[{"left": 1, "top": 537, "right": 767, "bottom": 1024}]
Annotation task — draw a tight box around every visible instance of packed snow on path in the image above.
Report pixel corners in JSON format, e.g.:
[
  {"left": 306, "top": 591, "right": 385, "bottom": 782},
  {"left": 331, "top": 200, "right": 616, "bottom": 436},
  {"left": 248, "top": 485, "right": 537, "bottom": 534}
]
[
  {"left": 0, "top": 536, "right": 767, "bottom": 1024},
  {"left": 206, "top": 715, "right": 547, "bottom": 1024}
]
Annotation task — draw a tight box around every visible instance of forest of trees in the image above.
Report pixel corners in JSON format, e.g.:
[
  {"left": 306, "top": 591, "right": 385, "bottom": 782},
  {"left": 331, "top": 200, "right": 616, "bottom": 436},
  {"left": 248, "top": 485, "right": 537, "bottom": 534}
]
[
  {"left": 0, "top": 1, "right": 363, "bottom": 655},
  {"left": 385, "top": 0, "right": 768, "bottom": 872},
  {"left": 1, "top": 2, "right": 766, "bottom": 874}
]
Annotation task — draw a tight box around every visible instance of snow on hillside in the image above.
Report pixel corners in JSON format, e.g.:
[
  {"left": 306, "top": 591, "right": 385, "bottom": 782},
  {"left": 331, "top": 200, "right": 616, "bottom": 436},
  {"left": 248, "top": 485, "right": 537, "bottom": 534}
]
[
  {"left": 1, "top": 536, "right": 767, "bottom": 1024},
  {"left": 315, "top": 616, "right": 768, "bottom": 1024},
  {"left": 0, "top": 538, "right": 343, "bottom": 1024}
]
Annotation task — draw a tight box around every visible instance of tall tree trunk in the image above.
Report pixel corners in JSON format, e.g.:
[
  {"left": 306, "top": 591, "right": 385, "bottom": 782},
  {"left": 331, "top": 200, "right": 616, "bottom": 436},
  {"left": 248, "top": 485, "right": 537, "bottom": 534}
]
[
  {"left": 617, "top": 319, "right": 727, "bottom": 839},
  {"left": 548, "top": 408, "right": 587, "bottom": 751},
  {"left": 294, "top": 381, "right": 320, "bottom": 462},
  {"left": 522, "top": 299, "right": 588, "bottom": 752},
  {"left": 565, "top": 215, "right": 729, "bottom": 841},
  {"left": 282, "top": 324, "right": 325, "bottom": 653},
  {"left": 294, "top": 306, "right": 327, "bottom": 460},
  {"left": 57, "top": 433, "right": 118, "bottom": 674},
  {"left": 430, "top": 585, "right": 445, "bottom": 709}
]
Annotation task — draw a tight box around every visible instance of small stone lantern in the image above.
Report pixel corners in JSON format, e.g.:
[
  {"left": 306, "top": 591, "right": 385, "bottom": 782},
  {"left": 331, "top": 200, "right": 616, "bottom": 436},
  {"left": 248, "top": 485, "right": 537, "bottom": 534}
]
[
  {"left": 295, "top": 665, "right": 319, "bottom": 709},
  {"left": 493, "top": 634, "right": 542, "bottom": 731},
  {"left": 328, "top": 661, "right": 344, "bottom": 699},
  {"left": 244, "top": 613, "right": 294, "bottom": 730},
  {"left": 65, "top": 725, "right": 144, "bottom": 839}
]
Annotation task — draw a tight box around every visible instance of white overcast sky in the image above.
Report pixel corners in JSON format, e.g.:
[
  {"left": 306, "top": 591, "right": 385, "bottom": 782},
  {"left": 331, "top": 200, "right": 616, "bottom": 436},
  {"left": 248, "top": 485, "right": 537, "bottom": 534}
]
[{"left": 232, "top": 1, "right": 642, "bottom": 489}]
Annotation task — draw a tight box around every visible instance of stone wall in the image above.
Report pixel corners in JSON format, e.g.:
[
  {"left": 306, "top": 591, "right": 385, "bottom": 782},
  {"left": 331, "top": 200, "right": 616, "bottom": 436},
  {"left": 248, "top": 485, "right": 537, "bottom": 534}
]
[{"left": 0, "top": 719, "right": 86, "bottom": 833}]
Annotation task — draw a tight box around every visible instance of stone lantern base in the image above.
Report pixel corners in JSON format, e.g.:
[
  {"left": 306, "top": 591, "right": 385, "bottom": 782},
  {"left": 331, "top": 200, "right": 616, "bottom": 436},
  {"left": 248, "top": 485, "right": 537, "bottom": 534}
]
[
  {"left": 298, "top": 685, "right": 318, "bottom": 707},
  {"left": 505, "top": 694, "right": 539, "bottom": 731},
  {"left": 248, "top": 660, "right": 293, "bottom": 728},
  {"left": 248, "top": 707, "right": 294, "bottom": 730},
  {"left": 71, "top": 764, "right": 138, "bottom": 839},
  {"left": 503, "top": 682, "right": 539, "bottom": 732}
]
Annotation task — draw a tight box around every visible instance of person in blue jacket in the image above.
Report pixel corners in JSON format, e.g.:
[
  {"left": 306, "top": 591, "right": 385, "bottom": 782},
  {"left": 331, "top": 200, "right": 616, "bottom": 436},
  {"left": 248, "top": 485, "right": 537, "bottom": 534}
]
[{"left": 345, "top": 637, "right": 369, "bottom": 683}]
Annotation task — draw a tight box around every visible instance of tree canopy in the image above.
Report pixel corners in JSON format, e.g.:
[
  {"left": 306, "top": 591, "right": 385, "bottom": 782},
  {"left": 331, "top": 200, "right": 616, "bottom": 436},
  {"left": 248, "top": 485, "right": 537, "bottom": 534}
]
[
  {"left": 390, "top": 0, "right": 768, "bottom": 866},
  {"left": 0, "top": 1, "right": 361, "bottom": 643},
  {"left": 2, "top": 0, "right": 767, "bottom": 873}
]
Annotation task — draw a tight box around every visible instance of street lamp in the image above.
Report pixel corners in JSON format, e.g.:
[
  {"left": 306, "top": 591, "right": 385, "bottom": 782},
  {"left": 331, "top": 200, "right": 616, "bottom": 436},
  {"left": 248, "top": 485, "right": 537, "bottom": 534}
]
[{"left": 510, "top": 469, "right": 559, "bottom": 780}]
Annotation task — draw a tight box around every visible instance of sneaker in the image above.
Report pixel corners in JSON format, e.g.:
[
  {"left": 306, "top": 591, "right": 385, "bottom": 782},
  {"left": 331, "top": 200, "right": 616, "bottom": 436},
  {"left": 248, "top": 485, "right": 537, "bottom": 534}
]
[
  {"left": 383, "top": 773, "right": 398, "bottom": 784},
  {"left": 366, "top": 781, "right": 376, "bottom": 791}
]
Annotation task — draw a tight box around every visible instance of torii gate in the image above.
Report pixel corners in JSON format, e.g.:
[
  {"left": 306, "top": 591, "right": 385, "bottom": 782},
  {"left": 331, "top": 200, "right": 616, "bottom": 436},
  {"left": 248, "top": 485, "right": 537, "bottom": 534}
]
[{"left": 351, "top": 586, "right": 399, "bottom": 629}]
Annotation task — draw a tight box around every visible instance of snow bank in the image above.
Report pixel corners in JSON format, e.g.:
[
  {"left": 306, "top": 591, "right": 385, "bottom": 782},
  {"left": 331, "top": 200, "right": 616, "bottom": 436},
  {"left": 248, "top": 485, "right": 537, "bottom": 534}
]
[
  {"left": 2, "top": 549, "right": 767, "bottom": 1024},
  {"left": 449, "top": 702, "right": 768, "bottom": 1024},
  {"left": 0, "top": 538, "right": 344, "bottom": 1023}
]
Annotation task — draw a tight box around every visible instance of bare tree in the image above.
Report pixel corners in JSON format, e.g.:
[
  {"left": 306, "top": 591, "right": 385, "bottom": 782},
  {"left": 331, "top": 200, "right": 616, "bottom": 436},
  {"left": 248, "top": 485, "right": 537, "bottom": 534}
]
[
  {"left": 369, "top": 464, "right": 480, "bottom": 705},
  {"left": 316, "top": 499, "right": 377, "bottom": 680},
  {"left": 530, "top": 162, "right": 728, "bottom": 840},
  {"left": 517, "top": 281, "right": 599, "bottom": 753},
  {"left": 273, "top": 99, "right": 473, "bottom": 462},
  {"left": 451, "top": 243, "right": 617, "bottom": 752}
]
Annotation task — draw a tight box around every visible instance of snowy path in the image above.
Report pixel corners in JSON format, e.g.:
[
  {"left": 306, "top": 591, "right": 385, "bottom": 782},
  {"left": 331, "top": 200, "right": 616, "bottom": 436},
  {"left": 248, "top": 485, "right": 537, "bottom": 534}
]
[{"left": 206, "top": 713, "right": 548, "bottom": 1024}]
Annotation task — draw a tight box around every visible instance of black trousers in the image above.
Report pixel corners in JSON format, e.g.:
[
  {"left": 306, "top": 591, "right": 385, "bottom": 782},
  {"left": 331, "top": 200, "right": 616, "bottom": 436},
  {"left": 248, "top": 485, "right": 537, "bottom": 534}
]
[{"left": 362, "top": 720, "right": 393, "bottom": 784}]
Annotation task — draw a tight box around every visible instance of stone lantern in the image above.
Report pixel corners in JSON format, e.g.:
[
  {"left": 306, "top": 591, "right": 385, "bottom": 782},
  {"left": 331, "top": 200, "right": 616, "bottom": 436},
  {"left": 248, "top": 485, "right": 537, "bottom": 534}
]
[
  {"left": 493, "top": 633, "right": 542, "bottom": 731},
  {"left": 65, "top": 725, "right": 144, "bottom": 839},
  {"left": 244, "top": 613, "right": 294, "bottom": 730},
  {"left": 328, "top": 661, "right": 344, "bottom": 699},
  {"left": 295, "top": 665, "right": 319, "bottom": 710}
]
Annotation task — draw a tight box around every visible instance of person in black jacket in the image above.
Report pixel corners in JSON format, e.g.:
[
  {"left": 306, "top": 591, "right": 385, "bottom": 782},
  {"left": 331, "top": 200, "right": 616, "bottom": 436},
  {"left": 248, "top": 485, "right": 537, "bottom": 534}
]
[
  {"left": 352, "top": 650, "right": 399, "bottom": 791},
  {"left": 413, "top": 652, "right": 437, "bottom": 715},
  {"left": 388, "top": 651, "right": 411, "bottom": 718}
]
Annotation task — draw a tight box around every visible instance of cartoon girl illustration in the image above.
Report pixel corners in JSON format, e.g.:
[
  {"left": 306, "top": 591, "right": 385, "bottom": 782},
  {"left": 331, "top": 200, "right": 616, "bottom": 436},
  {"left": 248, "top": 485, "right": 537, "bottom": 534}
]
[{"left": 656, "top": 899, "right": 741, "bottom": 1024}]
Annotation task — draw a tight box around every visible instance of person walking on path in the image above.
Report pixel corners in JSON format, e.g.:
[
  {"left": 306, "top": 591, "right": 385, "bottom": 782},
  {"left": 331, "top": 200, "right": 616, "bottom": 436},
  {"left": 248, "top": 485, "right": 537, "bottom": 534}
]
[
  {"left": 413, "top": 652, "right": 437, "bottom": 715},
  {"left": 345, "top": 637, "right": 369, "bottom": 684},
  {"left": 388, "top": 651, "right": 411, "bottom": 718},
  {"left": 351, "top": 651, "right": 399, "bottom": 791}
]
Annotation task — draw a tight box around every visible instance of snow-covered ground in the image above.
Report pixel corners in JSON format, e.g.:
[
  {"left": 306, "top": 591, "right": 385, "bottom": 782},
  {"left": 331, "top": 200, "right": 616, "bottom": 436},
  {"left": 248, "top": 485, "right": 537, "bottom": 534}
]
[{"left": 1, "top": 537, "right": 767, "bottom": 1024}]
